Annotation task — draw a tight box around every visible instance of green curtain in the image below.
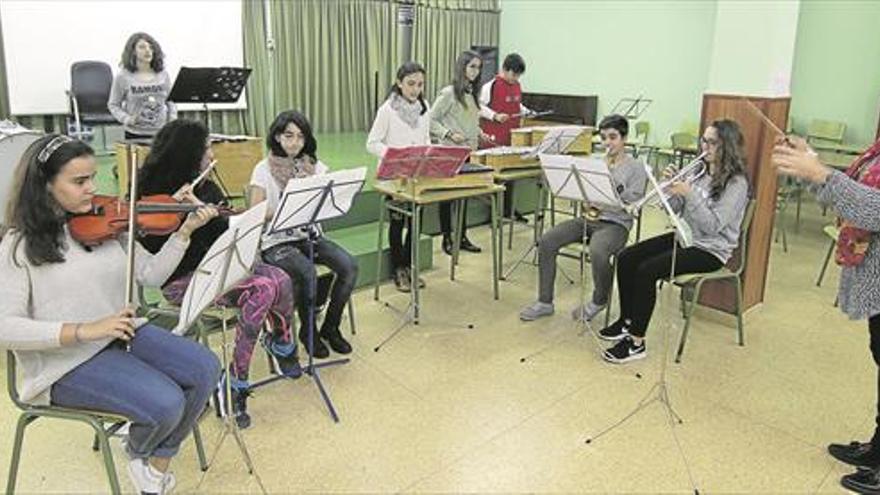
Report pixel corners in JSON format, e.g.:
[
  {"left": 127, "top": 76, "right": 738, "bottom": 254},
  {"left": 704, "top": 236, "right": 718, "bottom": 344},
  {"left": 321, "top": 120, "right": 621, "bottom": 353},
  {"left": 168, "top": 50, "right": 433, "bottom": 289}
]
[
  {"left": 0, "top": 12, "right": 9, "bottom": 120},
  {"left": 411, "top": 3, "right": 499, "bottom": 102}
]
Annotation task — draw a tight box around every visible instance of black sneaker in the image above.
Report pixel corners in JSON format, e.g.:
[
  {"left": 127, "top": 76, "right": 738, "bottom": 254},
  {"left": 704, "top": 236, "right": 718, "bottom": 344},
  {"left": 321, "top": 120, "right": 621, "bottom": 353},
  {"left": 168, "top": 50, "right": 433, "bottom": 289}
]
[
  {"left": 442, "top": 235, "right": 453, "bottom": 256},
  {"left": 263, "top": 336, "right": 303, "bottom": 378},
  {"left": 460, "top": 236, "right": 482, "bottom": 253},
  {"left": 841, "top": 467, "right": 880, "bottom": 494},
  {"left": 598, "top": 320, "right": 630, "bottom": 341},
  {"left": 602, "top": 336, "right": 646, "bottom": 364},
  {"left": 513, "top": 210, "right": 529, "bottom": 224},
  {"left": 830, "top": 441, "right": 880, "bottom": 469},
  {"left": 217, "top": 372, "right": 252, "bottom": 429}
]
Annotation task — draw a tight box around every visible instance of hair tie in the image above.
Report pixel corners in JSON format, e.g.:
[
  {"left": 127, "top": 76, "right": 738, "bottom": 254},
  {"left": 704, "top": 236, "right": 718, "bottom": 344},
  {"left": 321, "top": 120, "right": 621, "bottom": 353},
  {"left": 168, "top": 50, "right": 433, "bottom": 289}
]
[{"left": 37, "top": 135, "right": 74, "bottom": 164}]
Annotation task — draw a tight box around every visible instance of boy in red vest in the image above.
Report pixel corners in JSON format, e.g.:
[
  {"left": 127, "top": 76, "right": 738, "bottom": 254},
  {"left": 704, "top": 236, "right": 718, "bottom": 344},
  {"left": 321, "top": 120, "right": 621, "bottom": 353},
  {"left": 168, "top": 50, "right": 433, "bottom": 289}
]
[{"left": 480, "top": 53, "right": 532, "bottom": 223}]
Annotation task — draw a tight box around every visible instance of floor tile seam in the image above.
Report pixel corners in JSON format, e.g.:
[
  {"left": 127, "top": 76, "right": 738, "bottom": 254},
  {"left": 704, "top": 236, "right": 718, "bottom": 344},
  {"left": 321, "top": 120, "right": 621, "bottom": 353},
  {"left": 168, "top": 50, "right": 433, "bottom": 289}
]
[{"left": 395, "top": 381, "right": 597, "bottom": 493}]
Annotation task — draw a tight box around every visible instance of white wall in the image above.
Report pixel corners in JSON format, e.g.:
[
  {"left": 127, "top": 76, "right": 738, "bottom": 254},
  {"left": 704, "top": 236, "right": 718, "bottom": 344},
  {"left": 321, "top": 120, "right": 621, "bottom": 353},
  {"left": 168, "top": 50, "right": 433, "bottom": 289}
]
[{"left": 0, "top": 1, "right": 245, "bottom": 115}]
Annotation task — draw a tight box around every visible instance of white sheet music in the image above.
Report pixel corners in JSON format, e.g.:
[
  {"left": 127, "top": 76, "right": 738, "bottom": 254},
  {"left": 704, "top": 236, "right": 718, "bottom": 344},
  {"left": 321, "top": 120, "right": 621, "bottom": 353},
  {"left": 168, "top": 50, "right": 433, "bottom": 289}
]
[
  {"left": 539, "top": 153, "right": 623, "bottom": 209},
  {"left": 267, "top": 167, "right": 367, "bottom": 234},
  {"left": 174, "top": 201, "right": 268, "bottom": 334},
  {"left": 526, "top": 126, "right": 590, "bottom": 158}
]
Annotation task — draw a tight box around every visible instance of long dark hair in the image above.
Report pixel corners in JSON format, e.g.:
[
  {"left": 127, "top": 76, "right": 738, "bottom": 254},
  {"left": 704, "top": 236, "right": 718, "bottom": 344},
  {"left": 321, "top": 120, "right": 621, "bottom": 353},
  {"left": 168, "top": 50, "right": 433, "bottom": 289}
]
[
  {"left": 452, "top": 50, "right": 481, "bottom": 108},
  {"left": 138, "top": 120, "right": 209, "bottom": 197},
  {"left": 4, "top": 135, "right": 94, "bottom": 266},
  {"left": 708, "top": 119, "right": 748, "bottom": 200},
  {"left": 266, "top": 110, "right": 318, "bottom": 160},
  {"left": 389, "top": 61, "right": 428, "bottom": 115},
  {"left": 121, "top": 32, "right": 165, "bottom": 72}
]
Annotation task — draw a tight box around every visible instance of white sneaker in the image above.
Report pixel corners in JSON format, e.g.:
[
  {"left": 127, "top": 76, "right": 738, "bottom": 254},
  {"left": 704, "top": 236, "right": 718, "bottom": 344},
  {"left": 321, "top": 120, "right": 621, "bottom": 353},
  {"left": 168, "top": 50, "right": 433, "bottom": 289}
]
[
  {"left": 519, "top": 301, "right": 554, "bottom": 321},
  {"left": 571, "top": 301, "right": 606, "bottom": 322},
  {"left": 127, "top": 457, "right": 176, "bottom": 494}
]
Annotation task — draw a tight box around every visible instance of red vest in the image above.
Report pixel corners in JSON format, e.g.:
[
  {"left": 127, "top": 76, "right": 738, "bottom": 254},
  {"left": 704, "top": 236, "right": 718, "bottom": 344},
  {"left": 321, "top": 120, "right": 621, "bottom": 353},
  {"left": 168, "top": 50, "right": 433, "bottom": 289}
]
[{"left": 480, "top": 75, "right": 522, "bottom": 146}]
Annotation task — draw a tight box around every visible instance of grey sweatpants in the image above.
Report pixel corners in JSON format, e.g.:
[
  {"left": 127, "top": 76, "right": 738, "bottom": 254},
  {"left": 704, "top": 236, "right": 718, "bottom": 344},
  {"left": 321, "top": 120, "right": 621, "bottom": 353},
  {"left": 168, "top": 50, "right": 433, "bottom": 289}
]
[{"left": 537, "top": 218, "right": 629, "bottom": 306}]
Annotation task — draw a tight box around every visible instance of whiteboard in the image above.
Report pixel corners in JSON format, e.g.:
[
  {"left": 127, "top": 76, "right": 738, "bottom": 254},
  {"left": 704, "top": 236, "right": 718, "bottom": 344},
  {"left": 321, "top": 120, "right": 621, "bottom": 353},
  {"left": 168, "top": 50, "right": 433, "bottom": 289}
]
[{"left": 0, "top": 1, "right": 245, "bottom": 115}]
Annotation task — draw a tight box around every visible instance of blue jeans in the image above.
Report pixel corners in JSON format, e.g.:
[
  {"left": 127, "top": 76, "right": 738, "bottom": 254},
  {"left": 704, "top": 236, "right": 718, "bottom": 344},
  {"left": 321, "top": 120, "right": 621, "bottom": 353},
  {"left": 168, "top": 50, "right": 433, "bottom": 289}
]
[
  {"left": 263, "top": 237, "right": 358, "bottom": 334},
  {"left": 51, "top": 325, "right": 220, "bottom": 459}
]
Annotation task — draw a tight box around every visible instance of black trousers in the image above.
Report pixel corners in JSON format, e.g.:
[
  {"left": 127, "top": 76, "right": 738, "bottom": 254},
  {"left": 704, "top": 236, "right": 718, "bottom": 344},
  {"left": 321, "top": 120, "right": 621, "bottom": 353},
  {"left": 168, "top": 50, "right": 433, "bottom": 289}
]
[
  {"left": 615, "top": 232, "right": 723, "bottom": 337},
  {"left": 869, "top": 314, "right": 880, "bottom": 445},
  {"left": 439, "top": 200, "right": 469, "bottom": 237},
  {"left": 388, "top": 209, "right": 413, "bottom": 271}
]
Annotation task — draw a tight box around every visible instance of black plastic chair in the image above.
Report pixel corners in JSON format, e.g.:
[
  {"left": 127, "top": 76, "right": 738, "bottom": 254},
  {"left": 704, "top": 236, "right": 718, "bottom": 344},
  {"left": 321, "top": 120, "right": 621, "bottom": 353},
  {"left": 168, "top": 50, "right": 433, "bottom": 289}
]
[{"left": 67, "top": 61, "right": 118, "bottom": 150}]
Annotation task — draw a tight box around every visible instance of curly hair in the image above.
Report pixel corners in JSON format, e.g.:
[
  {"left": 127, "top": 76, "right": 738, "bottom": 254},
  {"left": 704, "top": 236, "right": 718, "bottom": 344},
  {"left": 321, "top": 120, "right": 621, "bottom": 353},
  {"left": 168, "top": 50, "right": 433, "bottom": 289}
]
[
  {"left": 120, "top": 32, "right": 165, "bottom": 73},
  {"left": 707, "top": 119, "right": 748, "bottom": 200},
  {"left": 138, "top": 120, "right": 209, "bottom": 197}
]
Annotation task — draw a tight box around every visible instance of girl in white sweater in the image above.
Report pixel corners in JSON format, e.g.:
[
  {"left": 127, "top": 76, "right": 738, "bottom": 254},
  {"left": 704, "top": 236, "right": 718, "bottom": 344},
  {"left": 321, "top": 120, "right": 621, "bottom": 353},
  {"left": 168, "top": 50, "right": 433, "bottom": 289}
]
[
  {"left": 0, "top": 135, "right": 219, "bottom": 494},
  {"left": 366, "top": 61, "right": 431, "bottom": 291}
]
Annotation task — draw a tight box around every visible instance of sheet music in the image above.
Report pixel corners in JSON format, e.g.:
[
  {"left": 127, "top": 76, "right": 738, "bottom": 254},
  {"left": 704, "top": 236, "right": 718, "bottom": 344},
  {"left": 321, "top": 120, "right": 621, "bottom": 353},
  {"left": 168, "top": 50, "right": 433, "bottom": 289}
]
[
  {"left": 268, "top": 167, "right": 367, "bottom": 235},
  {"left": 539, "top": 153, "right": 623, "bottom": 209},
  {"left": 526, "top": 126, "right": 589, "bottom": 158},
  {"left": 174, "top": 201, "right": 268, "bottom": 334}
]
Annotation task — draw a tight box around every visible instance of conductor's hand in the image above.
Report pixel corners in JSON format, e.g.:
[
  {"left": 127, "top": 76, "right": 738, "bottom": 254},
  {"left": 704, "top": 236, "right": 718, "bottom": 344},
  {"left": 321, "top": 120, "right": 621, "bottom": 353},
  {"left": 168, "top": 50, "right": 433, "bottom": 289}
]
[
  {"left": 79, "top": 308, "right": 137, "bottom": 342},
  {"left": 775, "top": 134, "right": 809, "bottom": 152},
  {"left": 772, "top": 143, "right": 831, "bottom": 184},
  {"left": 494, "top": 113, "right": 510, "bottom": 123},
  {"left": 667, "top": 181, "right": 691, "bottom": 197},
  {"left": 178, "top": 206, "right": 219, "bottom": 239},
  {"left": 661, "top": 165, "right": 678, "bottom": 180}
]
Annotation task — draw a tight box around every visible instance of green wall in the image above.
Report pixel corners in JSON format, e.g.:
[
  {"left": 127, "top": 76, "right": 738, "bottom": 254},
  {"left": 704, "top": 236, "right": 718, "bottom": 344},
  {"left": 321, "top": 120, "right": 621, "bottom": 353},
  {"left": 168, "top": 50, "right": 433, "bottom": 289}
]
[
  {"left": 501, "top": 0, "right": 880, "bottom": 148},
  {"left": 707, "top": 0, "right": 800, "bottom": 97},
  {"left": 499, "top": 0, "right": 717, "bottom": 146},
  {"left": 790, "top": 0, "right": 880, "bottom": 146}
]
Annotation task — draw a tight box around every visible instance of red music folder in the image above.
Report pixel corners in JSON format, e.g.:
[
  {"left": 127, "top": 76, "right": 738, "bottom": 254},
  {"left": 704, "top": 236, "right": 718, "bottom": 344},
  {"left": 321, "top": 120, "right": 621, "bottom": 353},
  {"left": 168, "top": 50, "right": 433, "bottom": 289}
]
[{"left": 376, "top": 145, "right": 472, "bottom": 180}]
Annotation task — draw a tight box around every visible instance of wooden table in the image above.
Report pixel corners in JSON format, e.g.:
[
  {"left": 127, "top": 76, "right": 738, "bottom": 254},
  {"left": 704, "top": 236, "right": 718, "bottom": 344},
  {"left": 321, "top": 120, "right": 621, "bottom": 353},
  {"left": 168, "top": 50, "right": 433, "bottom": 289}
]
[{"left": 372, "top": 182, "right": 505, "bottom": 324}]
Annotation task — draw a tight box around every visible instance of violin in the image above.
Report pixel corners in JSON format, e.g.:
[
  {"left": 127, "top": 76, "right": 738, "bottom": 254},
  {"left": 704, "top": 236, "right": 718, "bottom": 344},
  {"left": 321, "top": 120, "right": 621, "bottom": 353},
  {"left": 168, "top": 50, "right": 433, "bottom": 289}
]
[{"left": 68, "top": 193, "right": 234, "bottom": 247}]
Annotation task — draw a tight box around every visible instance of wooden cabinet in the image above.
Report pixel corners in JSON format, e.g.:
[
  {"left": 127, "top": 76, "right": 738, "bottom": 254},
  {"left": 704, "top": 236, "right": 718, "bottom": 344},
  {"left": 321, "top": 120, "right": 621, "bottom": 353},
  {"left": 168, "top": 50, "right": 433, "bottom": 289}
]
[
  {"left": 114, "top": 138, "right": 263, "bottom": 199},
  {"left": 697, "top": 94, "right": 790, "bottom": 313}
]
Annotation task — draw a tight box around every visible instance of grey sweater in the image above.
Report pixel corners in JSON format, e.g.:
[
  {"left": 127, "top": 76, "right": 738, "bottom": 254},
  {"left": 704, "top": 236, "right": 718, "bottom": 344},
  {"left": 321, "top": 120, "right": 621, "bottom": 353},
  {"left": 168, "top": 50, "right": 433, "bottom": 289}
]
[
  {"left": 597, "top": 153, "right": 648, "bottom": 231},
  {"left": 0, "top": 229, "right": 189, "bottom": 404},
  {"left": 815, "top": 170, "right": 880, "bottom": 320},
  {"left": 107, "top": 69, "right": 177, "bottom": 136},
  {"left": 668, "top": 173, "right": 750, "bottom": 263},
  {"left": 429, "top": 85, "right": 481, "bottom": 150}
]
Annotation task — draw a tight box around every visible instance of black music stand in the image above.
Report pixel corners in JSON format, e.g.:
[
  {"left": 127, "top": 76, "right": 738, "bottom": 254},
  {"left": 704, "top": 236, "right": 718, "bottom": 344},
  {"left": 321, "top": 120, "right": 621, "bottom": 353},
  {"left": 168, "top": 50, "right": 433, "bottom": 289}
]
[
  {"left": 266, "top": 167, "right": 367, "bottom": 423},
  {"left": 609, "top": 96, "right": 652, "bottom": 120},
  {"left": 168, "top": 67, "right": 252, "bottom": 130}
]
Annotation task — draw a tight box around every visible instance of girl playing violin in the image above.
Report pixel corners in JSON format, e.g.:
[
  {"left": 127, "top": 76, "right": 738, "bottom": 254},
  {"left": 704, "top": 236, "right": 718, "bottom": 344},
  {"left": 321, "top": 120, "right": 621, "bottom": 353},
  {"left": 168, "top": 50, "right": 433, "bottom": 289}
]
[
  {"left": 0, "top": 135, "right": 220, "bottom": 494},
  {"left": 137, "top": 120, "right": 302, "bottom": 430}
]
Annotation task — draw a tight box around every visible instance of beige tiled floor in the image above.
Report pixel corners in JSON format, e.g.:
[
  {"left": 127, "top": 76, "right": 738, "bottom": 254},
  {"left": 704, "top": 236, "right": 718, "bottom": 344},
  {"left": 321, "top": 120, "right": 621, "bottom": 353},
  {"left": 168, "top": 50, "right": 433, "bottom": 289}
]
[{"left": 0, "top": 197, "right": 871, "bottom": 493}]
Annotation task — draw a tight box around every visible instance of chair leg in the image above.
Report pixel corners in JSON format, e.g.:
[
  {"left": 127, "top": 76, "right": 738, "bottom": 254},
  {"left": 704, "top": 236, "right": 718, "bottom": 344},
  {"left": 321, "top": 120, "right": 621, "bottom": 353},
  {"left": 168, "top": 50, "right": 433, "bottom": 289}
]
[
  {"left": 348, "top": 299, "right": 356, "bottom": 336},
  {"left": 816, "top": 239, "right": 835, "bottom": 287},
  {"left": 90, "top": 417, "right": 122, "bottom": 495},
  {"left": 192, "top": 423, "right": 209, "bottom": 471},
  {"left": 735, "top": 277, "right": 744, "bottom": 346},
  {"left": 675, "top": 281, "right": 702, "bottom": 363},
  {"left": 6, "top": 414, "right": 34, "bottom": 494}
]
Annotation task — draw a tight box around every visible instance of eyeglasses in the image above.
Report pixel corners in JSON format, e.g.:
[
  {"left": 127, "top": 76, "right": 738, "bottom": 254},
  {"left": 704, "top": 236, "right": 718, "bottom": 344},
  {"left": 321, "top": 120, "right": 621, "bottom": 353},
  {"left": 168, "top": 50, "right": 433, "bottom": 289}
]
[{"left": 700, "top": 136, "right": 719, "bottom": 146}]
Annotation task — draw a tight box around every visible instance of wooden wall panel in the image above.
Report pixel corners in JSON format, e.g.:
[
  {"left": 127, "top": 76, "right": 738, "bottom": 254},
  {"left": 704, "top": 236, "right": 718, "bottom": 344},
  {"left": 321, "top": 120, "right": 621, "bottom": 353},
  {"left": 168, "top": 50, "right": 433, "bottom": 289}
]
[{"left": 697, "top": 94, "right": 790, "bottom": 313}]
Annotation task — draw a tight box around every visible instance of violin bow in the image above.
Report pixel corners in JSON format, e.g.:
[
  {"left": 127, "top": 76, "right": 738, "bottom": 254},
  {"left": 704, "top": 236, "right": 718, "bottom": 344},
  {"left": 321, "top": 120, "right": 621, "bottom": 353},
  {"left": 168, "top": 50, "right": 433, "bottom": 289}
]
[{"left": 123, "top": 144, "right": 139, "bottom": 352}]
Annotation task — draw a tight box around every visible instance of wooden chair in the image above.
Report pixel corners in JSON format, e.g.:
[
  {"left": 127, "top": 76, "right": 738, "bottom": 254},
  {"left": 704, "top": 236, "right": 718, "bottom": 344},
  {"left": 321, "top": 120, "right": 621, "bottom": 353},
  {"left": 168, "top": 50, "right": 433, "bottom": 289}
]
[
  {"left": 5, "top": 350, "right": 208, "bottom": 494},
  {"left": 815, "top": 224, "right": 840, "bottom": 287},
  {"left": 671, "top": 199, "right": 756, "bottom": 362}
]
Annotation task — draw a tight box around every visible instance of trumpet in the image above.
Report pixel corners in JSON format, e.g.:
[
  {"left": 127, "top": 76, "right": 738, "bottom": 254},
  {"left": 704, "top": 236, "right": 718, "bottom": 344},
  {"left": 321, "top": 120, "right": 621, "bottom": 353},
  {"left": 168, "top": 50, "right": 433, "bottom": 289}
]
[{"left": 629, "top": 152, "right": 708, "bottom": 212}]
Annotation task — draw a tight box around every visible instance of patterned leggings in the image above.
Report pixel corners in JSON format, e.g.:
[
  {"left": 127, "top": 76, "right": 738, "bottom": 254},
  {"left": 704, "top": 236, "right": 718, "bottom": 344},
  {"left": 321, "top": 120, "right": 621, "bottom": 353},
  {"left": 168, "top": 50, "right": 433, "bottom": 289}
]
[{"left": 162, "top": 262, "right": 295, "bottom": 381}]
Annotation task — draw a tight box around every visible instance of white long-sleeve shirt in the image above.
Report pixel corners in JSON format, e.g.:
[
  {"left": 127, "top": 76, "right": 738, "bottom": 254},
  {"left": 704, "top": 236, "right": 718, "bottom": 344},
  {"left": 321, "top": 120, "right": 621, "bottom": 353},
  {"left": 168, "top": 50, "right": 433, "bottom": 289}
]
[
  {"left": 0, "top": 229, "right": 190, "bottom": 404},
  {"left": 366, "top": 98, "right": 432, "bottom": 160}
]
